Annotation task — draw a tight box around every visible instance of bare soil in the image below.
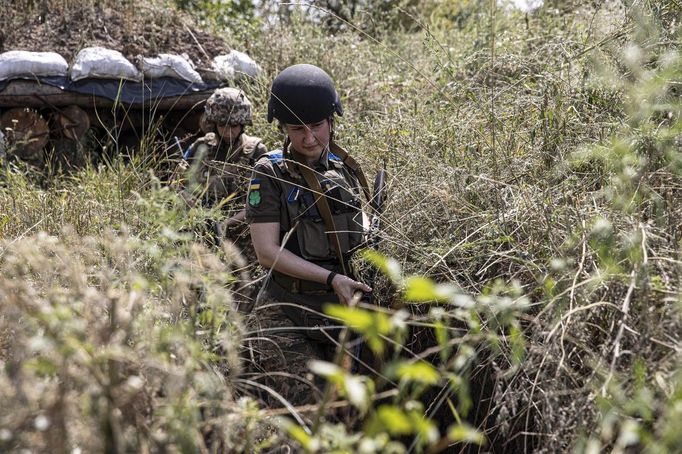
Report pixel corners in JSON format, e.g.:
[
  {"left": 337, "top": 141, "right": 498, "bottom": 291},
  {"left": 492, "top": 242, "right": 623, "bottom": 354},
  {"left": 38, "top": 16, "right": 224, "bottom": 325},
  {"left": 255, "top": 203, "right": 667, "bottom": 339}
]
[{"left": 0, "top": 0, "right": 230, "bottom": 68}]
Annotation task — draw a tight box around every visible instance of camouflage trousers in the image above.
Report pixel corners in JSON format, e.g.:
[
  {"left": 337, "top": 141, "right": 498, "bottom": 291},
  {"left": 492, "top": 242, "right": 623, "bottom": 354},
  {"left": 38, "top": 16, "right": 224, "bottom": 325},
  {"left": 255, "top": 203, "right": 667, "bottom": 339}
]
[{"left": 243, "top": 279, "right": 342, "bottom": 408}]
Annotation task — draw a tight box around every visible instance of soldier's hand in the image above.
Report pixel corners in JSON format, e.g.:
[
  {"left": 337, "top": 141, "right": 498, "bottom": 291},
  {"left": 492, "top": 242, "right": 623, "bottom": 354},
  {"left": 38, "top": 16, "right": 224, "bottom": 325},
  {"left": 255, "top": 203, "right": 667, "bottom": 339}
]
[
  {"left": 331, "top": 274, "right": 372, "bottom": 306},
  {"left": 217, "top": 211, "right": 247, "bottom": 239},
  {"left": 174, "top": 159, "right": 189, "bottom": 176}
]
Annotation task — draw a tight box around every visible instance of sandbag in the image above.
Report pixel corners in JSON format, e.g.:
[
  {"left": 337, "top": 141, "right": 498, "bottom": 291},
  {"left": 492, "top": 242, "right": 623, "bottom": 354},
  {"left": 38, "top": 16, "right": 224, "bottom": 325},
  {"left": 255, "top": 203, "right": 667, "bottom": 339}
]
[
  {"left": 211, "top": 55, "right": 235, "bottom": 81},
  {"left": 70, "top": 47, "right": 142, "bottom": 82},
  {"left": 0, "top": 51, "right": 69, "bottom": 81},
  {"left": 140, "top": 53, "right": 203, "bottom": 83},
  {"left": 211, "top": 50, "right": 261, "bottom": 81},
  {"left": 228, "top": 50, "right": 262, "bottom": 79}
]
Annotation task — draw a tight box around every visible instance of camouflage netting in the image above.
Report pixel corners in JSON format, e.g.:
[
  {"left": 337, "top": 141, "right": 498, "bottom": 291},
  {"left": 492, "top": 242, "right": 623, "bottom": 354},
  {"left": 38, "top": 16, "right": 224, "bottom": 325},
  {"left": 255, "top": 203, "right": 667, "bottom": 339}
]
[{"left": 0, "top": 0, "right": 230, "bottom": 67}]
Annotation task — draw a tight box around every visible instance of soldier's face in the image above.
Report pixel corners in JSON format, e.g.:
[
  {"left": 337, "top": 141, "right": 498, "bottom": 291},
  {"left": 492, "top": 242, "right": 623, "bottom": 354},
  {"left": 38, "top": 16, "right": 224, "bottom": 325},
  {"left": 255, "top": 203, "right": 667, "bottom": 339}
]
[
  {"left": 216, "top": 124, "right": 243, "bottom": 141},
  {"left": 285, "top": 119, "right": 331, "bottom": 162}
]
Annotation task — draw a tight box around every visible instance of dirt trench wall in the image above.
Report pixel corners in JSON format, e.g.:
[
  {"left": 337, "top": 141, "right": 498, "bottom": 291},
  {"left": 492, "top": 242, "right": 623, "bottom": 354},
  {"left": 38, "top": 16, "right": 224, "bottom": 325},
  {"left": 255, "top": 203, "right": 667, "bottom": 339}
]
[{"left": 0, "top": 1, "right": 230, "bottom": 67}]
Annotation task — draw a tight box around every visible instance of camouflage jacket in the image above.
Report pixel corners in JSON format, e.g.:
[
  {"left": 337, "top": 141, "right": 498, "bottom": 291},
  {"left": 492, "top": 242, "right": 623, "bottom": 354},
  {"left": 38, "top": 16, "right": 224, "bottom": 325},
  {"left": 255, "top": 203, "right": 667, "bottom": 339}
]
[{"left": 178, "top": 132, "right": 267, "bottom": 212}]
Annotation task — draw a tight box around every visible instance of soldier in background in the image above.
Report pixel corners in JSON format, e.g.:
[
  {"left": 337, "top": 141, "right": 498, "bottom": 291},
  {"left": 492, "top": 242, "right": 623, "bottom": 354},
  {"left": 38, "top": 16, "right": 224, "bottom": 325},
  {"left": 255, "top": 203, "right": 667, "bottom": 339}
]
[
  {"left": 174, "top": 87, "right": 268, "bottom": 310},
  {"left": 177, "top": 87, "right": 267, "bottom": 218}
]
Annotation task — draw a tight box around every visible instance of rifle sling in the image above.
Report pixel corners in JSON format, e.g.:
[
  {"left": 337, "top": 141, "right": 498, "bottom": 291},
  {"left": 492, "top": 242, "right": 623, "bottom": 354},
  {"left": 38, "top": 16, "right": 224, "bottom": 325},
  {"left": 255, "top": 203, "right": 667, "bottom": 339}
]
[{"left": 297, "top": 162, "right": 349, "bottom": 276}]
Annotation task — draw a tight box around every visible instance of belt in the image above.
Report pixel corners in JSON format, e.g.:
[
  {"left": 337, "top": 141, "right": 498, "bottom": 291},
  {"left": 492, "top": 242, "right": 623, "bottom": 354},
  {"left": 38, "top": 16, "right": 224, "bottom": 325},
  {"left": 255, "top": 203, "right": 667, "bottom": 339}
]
[{"left": 271, "top": 271, "right": 332, "bottom": 294}]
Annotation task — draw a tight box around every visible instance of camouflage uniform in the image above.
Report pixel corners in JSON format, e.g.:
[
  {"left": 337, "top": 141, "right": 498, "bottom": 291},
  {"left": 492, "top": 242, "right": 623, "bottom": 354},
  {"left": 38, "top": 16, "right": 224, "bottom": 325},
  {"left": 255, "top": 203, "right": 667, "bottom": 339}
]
[
  {"left": 244, "top": 143, "right": 365, "bottom": 407},
  {"left": 180, "top": 131, "right": 267, "bottom": 211},
  {"left": 176, "top": 87, "right": 267, "bottom": 311},
  {"left": 179, "top": 87, "right": 265, "bottom": 212}
]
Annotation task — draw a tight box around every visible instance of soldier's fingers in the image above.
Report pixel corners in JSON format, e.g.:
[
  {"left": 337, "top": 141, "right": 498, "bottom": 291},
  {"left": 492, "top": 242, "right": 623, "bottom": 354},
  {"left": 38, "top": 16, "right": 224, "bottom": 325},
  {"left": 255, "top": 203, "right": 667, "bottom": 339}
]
[{"left": 354, "top": 282, "right": 372, "bottom": 293}]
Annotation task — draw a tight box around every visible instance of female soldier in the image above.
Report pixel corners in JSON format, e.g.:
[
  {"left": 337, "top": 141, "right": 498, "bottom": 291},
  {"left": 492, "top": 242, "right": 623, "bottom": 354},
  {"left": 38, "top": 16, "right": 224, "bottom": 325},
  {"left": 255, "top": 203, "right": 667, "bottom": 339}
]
[{"left": 245, "top": 64, "right": 372, "bottom": 406}]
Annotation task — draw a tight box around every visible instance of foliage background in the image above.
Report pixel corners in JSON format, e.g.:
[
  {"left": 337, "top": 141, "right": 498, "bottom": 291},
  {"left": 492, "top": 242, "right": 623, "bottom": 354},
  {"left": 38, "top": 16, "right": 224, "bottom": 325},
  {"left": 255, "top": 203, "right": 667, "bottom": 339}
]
[{"left": 0, "top": 0, "right": 680, "bottom": 452}]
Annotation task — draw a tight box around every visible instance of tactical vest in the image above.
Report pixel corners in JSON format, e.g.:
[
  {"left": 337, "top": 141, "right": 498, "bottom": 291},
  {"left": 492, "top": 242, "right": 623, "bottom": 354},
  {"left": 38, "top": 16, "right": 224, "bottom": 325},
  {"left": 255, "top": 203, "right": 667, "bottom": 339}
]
[
  {"left": 265, "top": 150, "right": 364, "bottom": 266},
  {"left": 187, "top": 132, "right": 264, "bottom": 207}
]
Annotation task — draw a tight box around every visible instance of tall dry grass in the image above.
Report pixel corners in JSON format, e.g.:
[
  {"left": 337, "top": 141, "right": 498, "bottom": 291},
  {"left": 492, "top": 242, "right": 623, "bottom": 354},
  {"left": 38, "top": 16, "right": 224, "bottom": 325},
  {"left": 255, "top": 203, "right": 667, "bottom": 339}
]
[{"left": 1, "top": 0, "right": 680, "bottom": 452}]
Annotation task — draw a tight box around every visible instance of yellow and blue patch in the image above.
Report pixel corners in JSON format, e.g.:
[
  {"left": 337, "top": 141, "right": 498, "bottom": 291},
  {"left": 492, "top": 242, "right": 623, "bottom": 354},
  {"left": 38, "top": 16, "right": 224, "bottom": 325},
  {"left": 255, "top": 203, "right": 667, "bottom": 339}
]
[{"left": 248, "top": 179, "right": 262, "bottom": 207}]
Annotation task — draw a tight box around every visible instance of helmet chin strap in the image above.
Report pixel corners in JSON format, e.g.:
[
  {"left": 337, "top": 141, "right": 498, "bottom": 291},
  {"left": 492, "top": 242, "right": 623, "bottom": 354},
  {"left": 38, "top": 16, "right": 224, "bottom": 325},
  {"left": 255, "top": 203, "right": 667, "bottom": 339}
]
[
  {"left": 283, "top": 136, "right": 291, "bottom": 156},
  {"left": 282, "top": 135, "right": 299, "bottom": 176}
]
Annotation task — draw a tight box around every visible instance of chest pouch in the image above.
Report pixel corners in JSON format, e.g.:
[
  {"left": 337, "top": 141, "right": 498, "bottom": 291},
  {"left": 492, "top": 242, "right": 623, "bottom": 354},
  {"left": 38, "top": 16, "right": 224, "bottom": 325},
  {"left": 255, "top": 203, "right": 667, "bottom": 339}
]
[
  {"left": 296, "top": 188, "right": 322, "bottom": 221},
  {"left": 325, "top": 183, "right": 361, "bottom": 215},
  {"left": 285, "top": 174, "right": 364, "bottom": 262}
]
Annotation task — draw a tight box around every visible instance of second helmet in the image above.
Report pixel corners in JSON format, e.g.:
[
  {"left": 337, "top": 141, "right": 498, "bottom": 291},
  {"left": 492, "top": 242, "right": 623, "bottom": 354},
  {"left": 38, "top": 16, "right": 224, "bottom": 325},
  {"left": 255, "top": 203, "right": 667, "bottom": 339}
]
[
  {"left": 267, "top": 64, "right": 343, "bottom": 125},
  {"left": 204, "top": 87, "right": 253, "bottom": 126}
]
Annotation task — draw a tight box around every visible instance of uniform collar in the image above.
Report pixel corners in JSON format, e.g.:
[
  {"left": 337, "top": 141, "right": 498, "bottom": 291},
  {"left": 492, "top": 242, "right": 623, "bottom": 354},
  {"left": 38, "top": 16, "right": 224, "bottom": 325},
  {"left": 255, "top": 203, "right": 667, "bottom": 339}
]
[
  {"left": 290, "top": 147, "right": 330, "bottom": 169},
  {"left": 283, "top": 143, "right": 331, "bottom": 178}
]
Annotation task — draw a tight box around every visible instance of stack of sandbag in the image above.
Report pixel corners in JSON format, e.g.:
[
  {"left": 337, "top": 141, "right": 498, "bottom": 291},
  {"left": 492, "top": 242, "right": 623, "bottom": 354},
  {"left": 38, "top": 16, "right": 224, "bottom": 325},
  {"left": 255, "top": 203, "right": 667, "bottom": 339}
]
[
  {"left": 0, "top": 47, "right": 207, "bottom": 84},
  {"left": 0, "top": 47, "right": 262, "bottom": 85},
  {"left": 71, "top": 47, "right": 206, "bottom": 84}
]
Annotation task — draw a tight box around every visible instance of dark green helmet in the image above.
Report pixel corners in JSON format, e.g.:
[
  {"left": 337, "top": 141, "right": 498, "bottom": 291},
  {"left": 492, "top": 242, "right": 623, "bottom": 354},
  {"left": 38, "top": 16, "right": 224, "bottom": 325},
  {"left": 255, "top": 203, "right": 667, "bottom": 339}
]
[{"left": 267, "top": 64, "right": 343, "bottom": 125}]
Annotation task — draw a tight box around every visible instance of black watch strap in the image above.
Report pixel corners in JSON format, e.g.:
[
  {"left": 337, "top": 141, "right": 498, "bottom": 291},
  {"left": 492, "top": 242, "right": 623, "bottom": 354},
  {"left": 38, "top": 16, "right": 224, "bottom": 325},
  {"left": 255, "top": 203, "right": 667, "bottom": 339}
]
[{"left": 326, "top": 271, "right": 338, "bottom": 288}]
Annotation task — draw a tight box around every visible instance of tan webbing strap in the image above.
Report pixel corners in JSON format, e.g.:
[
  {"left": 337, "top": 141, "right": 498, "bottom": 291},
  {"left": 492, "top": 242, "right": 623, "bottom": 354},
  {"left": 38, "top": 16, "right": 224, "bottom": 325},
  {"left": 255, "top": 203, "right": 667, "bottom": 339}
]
[
  {"left": 329, "top": 142, "right": 371, "bottom": 205},
  {"left": 298, "top": 163, "right": 349, "bottom": 276}
]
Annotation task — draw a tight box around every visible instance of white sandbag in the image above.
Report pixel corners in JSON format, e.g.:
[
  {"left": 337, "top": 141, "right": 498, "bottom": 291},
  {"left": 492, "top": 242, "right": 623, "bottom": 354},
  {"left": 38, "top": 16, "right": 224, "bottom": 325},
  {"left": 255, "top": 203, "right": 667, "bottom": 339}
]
[
  {"left": 140, "top": 53, "right": 203, "bottom": 83},
  {"left": 500, "top": 0, "right": 544, "bottom": 13},
  {"left": 211, "top": 50, "right": 261, "bottom": 81},
  {"left": 70, "top": 47, "right": 142, "bottom": 82},
  {"left": 0, "top": 51, "right": 68, "bottom": 81},
  {"left": 211, "top": 55, "right": 236, "bottom": 82},
  {"left": 227, "top": 50, "right": 262, "bottom": 79}
]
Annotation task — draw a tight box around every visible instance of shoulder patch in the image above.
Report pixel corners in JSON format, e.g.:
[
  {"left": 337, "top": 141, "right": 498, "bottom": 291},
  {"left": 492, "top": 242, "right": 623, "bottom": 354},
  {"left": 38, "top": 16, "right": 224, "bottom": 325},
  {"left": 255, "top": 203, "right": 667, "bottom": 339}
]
[{"left": 248, "top": 188, "right": 262, "bottom": 207}]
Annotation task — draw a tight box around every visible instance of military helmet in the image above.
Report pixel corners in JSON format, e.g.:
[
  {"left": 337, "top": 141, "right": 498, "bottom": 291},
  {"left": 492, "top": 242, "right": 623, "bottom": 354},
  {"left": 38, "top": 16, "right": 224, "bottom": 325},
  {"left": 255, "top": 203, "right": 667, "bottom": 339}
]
[
  {"left": 267, "top": 64, "right": 343, "bottom": 125},
  {"left": 204, "top": 87, "right": 253, "bottom": 126}
]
